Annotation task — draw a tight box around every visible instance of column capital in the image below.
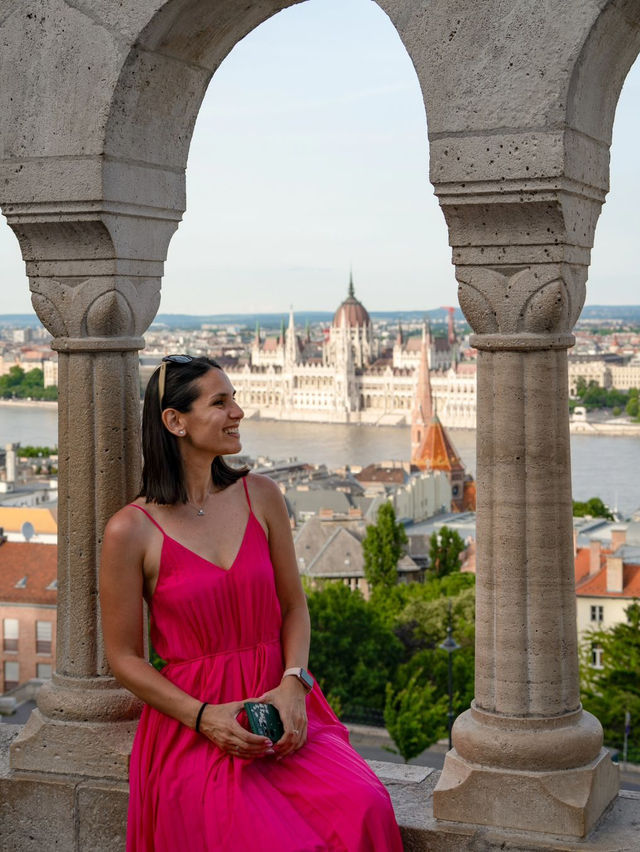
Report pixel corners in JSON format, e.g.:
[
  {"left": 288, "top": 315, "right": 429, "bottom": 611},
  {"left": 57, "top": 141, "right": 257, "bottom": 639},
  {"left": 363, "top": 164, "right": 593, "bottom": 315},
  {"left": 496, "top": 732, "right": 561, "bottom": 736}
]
[
  {"left": 29, "top": 273, "right": 159, "bottom": 347},
  {"left": 4, "top": 213, "right": 175, "bottom": 343},
  {"left": 456, "top": 263, "right": 586, "bottom": 351}
]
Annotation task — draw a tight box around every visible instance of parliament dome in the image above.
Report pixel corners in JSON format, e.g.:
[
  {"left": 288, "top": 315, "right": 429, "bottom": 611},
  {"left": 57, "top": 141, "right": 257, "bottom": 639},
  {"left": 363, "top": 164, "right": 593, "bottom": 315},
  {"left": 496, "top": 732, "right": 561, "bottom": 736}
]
[{"left": 332, "top": 274, "right": 371, "bottom": 328}]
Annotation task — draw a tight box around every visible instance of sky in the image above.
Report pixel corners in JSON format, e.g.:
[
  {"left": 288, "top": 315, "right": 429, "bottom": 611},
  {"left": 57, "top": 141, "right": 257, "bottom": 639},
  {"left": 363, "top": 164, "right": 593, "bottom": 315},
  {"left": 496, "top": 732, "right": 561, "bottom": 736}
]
[{"left": 0, "top": 0, "right": 639, "bottom": 316}]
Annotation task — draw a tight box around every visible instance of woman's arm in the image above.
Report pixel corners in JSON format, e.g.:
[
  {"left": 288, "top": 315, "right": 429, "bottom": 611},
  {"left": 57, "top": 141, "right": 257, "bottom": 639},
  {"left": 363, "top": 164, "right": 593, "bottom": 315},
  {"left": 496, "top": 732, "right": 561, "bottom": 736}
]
[
  {"left": 99, "top": 508, "right": 271, "bottom": 759},
  {"left": 249, "top": 475, "right": 311, "bottom": 757}
]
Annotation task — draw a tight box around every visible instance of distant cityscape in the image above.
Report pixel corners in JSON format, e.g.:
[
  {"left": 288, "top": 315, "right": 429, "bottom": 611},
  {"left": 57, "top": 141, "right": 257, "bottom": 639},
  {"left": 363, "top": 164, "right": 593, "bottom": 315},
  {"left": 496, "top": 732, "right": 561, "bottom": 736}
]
[{"left": 2, "top": 284, "right": 640, "bottom": 433}]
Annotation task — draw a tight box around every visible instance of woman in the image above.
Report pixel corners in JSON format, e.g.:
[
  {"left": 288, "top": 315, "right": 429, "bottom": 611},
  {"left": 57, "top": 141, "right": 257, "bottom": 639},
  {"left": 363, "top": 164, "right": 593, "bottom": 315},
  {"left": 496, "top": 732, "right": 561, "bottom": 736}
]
[{"left": 100, "top": 355, "right": 403, "bottom": 851}]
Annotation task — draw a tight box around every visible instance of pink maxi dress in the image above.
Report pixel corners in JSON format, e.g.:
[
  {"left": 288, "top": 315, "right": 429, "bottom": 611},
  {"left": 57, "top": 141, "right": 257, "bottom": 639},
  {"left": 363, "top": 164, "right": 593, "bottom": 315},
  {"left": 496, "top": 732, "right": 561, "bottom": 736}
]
[{"left": 126, "top": 480, "right": 403, "bottom": 851}]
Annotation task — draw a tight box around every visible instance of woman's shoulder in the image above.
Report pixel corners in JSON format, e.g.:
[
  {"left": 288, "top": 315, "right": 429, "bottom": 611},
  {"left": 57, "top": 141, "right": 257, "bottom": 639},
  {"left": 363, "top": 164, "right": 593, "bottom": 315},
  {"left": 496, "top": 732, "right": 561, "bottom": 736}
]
[
  {"left": 245, "top": 473, "right": 282, "bottom": 495},
  {"left": 104, "top": 499, "right": 158, "bottom": 546},
  {"left": 244, "top": 472, "right": 282, "bottom": 501}
]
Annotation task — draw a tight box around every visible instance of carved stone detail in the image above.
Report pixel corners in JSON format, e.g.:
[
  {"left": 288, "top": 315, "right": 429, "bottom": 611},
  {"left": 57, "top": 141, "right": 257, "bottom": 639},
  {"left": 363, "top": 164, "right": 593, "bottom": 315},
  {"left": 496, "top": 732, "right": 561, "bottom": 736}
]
[
  {"left": 30, "top": 275, "right": 160, "bottom": 343},
  {"left": 84, "top": 290, "right": 135, "bottom": 338},
  {"left": 30, "top": 291, "right": 68, "bottom": 338},
  {"left": 456, "top": 264, "right": 586, "bottom": 344}
]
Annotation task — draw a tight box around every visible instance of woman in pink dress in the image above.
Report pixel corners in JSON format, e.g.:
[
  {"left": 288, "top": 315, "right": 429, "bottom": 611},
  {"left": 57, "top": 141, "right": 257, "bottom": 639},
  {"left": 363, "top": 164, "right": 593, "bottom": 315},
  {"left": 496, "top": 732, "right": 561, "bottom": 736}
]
[{"left": 100, "top": 355, "right": 403, "bottom": 851}]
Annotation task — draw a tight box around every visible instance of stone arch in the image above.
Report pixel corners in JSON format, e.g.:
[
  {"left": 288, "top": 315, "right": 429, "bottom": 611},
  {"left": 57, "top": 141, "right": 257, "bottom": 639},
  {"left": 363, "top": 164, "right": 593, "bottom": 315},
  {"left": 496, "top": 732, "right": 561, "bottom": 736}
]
[{"left": 567, "top": 0, "right": 640, "bottom": 152}]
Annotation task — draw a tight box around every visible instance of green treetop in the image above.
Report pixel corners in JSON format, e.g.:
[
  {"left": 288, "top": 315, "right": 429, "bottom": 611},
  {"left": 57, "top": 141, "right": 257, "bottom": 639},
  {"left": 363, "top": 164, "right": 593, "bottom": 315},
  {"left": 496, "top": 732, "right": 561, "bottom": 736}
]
[
  {"left": 572, "top": 497, "right": 614, "bottom": 520},
  {"left": 428, "top": 525, "right": 466, "bottom": 579},
  {"left": 362, "top": 502, "right": 408, "bottom": 592},
  {"left": 581, "top": 601, "right": 640, "bottom": 762}
]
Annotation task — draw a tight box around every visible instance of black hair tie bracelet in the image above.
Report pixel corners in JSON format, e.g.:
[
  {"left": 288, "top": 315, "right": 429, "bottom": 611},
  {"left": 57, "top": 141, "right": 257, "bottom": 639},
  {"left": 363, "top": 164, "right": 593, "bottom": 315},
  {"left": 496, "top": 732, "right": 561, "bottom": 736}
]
[{"left": 195, "top": 702, "right": 208, "bottom": 733}]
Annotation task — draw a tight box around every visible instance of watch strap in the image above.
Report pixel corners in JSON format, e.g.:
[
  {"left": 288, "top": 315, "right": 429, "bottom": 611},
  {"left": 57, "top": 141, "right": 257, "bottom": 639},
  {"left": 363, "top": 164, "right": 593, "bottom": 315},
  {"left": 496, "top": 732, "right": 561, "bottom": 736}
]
[{"left": 282, "top": 666, "right": 314, "bottom": 692}]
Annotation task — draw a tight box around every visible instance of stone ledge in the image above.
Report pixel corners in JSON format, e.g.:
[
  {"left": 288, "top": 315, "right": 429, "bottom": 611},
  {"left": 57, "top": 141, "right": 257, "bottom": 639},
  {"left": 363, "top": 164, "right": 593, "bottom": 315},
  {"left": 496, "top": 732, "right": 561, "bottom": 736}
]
[
  {"left": 1, "top": 733, "right": 638, "bottom": 851},
  {"left": 387, "top": 765, "right": 640, "bottom": 852}
]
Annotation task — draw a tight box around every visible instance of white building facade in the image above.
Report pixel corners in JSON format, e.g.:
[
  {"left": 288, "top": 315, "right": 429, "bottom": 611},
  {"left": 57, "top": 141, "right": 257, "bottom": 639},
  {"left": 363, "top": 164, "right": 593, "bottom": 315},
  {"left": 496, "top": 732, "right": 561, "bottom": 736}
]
[{"left": 227, "top": 280, "right": 476, "bottom": 429}]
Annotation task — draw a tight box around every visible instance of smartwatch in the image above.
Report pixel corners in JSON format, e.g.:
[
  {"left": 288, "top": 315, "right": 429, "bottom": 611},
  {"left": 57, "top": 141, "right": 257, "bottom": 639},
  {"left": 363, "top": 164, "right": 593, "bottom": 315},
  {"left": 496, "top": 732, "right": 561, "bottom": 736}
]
[{"left": 282, "top": 667, "right": 314, "bottom": 693}]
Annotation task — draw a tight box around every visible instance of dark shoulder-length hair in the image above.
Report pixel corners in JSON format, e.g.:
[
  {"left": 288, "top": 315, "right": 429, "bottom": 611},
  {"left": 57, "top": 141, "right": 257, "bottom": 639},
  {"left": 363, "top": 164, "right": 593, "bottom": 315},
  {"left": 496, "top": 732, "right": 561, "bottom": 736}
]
[{"left": 140, "top": 356, "right": 248, "bottom": 505}]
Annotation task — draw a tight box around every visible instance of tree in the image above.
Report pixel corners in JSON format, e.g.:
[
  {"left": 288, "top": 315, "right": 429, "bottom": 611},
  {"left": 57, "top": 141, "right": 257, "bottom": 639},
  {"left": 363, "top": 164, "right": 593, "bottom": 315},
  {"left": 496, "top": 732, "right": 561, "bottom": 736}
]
[
  {"left": 384, "top": 675, "right": 448, "bottom": 762},
  {"left": 581, "top": 601, "right": 640, "bottom": 762},
  {"left": 306, "top": 582, "right": 402, "bottom": 716},
  {"left": 362, "top": 502, "right": 408, "bottom": 592},
  {"left": 572, "top": 497, "right": 614, "bottom": 520},
  {"left": 0, "top": 365, "right": 58, "bottom": 400},
  {"left": 428, "top": 526, "right": 465, "bottom": 579}
]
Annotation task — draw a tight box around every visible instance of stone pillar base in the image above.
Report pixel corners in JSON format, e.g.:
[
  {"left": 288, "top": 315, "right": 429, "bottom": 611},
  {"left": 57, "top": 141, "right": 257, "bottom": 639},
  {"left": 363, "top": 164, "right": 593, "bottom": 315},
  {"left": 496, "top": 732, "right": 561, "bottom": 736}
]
[
  {"left": 10, "top": 709, "right": 137, "bottom": 781},
  {"left": 433, "top": 748, "right": 619, "bottom": 838}
]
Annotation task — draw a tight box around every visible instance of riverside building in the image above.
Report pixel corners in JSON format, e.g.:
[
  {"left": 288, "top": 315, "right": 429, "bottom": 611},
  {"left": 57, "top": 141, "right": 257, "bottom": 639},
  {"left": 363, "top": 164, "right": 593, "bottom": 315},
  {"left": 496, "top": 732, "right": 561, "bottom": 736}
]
[{"left": 226, "top": 276, "right": 477, "bottom": 429}]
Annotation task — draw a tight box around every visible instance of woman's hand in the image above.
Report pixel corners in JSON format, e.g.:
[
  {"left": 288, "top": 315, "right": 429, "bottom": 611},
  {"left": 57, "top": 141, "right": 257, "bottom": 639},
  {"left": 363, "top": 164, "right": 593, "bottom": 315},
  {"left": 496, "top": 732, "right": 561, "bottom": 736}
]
[
  {"left": 199, "top": 700, "right": 273, "bottom": 759},
  {"left": 256, "top": 677, "right": 308, "bottom": 758}
]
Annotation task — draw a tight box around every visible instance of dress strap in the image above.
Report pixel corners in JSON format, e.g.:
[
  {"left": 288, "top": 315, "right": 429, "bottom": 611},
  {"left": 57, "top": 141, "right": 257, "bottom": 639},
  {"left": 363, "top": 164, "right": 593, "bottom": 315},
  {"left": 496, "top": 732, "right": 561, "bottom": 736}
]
[
  {"left": 241, "top": 475, "right": 252, "bottom": 512},
  {"left": 127, "top": 503, "right": 166, "bottom": 535}
]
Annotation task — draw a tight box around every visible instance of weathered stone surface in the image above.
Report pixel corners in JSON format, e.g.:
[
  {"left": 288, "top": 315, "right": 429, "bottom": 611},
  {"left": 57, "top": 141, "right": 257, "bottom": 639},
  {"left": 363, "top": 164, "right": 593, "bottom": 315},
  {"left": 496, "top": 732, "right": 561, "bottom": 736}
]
[
  {"left": 76, "top": 780, "right": 129, "bottom": 852},
  {"left": 10, "top": 711, "right": 138, "bottom": 781},
  {"left": 0, "top": 725, "right": 21, "bottom": 779},
  {"left": 434, "top": 748, "right": 619, "bottom": 837},
  {"left": 0, "top": 772, "right": 76, "bottom": 852},
  {"left": 387, "top": 766, "right": 640, "bottom": 852}
]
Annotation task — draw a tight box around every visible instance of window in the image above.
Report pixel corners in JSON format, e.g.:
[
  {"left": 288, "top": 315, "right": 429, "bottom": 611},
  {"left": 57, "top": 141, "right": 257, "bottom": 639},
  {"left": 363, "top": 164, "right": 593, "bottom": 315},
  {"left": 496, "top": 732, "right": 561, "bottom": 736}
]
[
  {"left": 590, "top": 605, "right": 604, "bottom": 623},
  {"left": 4, "top": 661, "right": 19, "bottom": 690},
  {"left": 591, "top": 644, "right": 604, "bottom": 669},
  {"left": 36, "top": 620, "right": 53, "bottom": 654},
  {"left": 3, "top": 618, "right": 18, "bottom": 652},
  {"left": 36, "top": 663, "right": 52, "bottom": 679}
]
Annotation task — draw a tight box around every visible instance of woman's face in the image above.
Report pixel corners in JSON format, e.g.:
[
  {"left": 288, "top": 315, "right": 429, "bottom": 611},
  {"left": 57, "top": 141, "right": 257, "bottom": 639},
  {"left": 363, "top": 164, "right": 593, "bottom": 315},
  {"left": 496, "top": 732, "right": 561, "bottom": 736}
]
[{"left": 172, "top": 367, "right": 244, "bottom": 456}]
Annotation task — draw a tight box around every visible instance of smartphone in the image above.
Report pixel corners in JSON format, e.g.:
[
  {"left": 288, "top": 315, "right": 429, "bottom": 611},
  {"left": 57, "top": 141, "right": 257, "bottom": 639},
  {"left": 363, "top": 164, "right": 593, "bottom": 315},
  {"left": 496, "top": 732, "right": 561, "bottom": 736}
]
[{"left": 243, "top": 701, "right": 285, "bottom": 744}]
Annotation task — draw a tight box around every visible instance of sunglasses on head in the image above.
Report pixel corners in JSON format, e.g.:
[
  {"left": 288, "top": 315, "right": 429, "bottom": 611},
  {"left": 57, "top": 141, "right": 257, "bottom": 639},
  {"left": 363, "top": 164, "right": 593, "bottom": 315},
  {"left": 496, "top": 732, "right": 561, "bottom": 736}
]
[{"left": 157, "top": 354, "right": 193, "bottom": 411}]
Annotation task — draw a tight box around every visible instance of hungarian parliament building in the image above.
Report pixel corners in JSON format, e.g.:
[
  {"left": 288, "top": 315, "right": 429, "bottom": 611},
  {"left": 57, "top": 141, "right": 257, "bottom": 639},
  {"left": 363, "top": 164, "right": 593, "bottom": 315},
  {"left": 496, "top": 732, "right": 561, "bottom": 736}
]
[{"left": 226, "top": 278, "right": 477, "bottom": 429}]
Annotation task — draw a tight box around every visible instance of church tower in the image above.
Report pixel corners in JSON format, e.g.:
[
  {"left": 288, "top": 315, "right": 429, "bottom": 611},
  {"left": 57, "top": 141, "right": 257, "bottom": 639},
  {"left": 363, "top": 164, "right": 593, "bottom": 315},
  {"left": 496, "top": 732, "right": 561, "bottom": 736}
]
[
  {"left": 411, "top": 323, "right": 468, "bottom": 511},
  {"left": 285, "top": 307, "right": 299, "bottom": 366},
  {"left": 411, "top": 323, "right": 433, "bottom": 462}
]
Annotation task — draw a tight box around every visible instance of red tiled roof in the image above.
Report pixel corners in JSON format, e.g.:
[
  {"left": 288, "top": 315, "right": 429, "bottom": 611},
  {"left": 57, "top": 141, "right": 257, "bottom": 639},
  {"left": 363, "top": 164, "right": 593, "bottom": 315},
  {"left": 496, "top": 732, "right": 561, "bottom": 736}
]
[
  {"left": 413, "top": 416, "right": 464, "bottom": 473},
  {"left": 575, "top": 557, "right": 640, "bottom": 598},
  {"left": 355, "top": 465, "right": 406, "bottom": 485},
  {"left": 574, "top": 547, "right": 595, "bottom": 584},
  {"left": 0, "top": 542, "right": 57, "bottom": 604}
]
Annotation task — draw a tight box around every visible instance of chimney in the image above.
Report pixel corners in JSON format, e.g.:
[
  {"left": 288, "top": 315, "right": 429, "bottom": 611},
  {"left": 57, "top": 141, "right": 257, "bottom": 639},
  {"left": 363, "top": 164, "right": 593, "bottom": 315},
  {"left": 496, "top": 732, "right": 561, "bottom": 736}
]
[
  {"left": 611, "top": 527, "right": 627, "bottom": 552},
  {"left": 589, "top": 540, "right": 601, "bottom": 576},
  {"left": 5, "top": 442, "right": 18, "bottom": 484},
  {"left": 606, "top": 556, "right": 624, "bottom": 594}
]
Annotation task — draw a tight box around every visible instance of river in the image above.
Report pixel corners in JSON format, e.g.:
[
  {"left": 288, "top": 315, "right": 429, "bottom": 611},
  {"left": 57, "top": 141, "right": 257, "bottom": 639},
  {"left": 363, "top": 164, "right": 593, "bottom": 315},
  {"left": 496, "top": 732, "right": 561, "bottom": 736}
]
[{"left": 1, "top": 404, "right": 639, "bottom": 517}]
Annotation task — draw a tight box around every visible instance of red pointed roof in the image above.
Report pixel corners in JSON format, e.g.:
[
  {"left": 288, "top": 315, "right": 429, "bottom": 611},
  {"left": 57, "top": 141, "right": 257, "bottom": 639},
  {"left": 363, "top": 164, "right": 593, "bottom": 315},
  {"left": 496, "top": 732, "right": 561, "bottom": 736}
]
[{"left": 413, "top": 416, "right": 464, "bottom": 473}]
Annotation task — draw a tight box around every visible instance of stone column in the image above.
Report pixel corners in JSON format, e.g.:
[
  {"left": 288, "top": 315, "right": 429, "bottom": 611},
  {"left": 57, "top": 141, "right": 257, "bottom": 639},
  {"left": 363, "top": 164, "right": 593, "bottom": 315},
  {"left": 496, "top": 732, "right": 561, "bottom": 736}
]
[
  {"left": 432, "top": 253, "right": 619, "bottom": 835},
  {"left": 4, "top": 217, "right": 172, "bottom": 780}
]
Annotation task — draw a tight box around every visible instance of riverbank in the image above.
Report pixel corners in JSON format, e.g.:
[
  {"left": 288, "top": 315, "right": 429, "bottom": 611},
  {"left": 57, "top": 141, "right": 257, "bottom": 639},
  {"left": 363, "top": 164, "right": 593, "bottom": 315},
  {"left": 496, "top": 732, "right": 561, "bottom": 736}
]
[
  {"left": 570, "top": 416, "right": 640, "bottom": 436},
  {"left": 0, "top": 399, "right": 57, "bottom": 410},
  {"left": 3, "top": 399, "right": 640, "bottom": 437}
]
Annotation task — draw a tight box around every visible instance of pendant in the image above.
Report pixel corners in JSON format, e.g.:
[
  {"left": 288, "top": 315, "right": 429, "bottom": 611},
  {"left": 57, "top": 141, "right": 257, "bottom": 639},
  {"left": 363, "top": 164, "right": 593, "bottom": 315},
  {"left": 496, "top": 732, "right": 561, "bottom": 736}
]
[{"left": 197, "top": 509, "right": 205, "bottom": 516}]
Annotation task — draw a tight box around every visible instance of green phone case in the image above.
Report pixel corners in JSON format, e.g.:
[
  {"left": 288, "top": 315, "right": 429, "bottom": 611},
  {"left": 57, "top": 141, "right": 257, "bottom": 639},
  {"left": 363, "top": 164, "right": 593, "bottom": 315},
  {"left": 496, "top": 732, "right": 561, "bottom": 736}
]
[{"left": 244, "top": 701, "right": 285, "bottom": 743}]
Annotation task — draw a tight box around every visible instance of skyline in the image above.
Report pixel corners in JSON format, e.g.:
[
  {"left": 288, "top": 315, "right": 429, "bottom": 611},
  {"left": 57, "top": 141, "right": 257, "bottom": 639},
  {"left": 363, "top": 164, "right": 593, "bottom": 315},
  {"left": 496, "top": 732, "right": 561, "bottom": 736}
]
[{"left": 0, "top": 0, "right": 639, "bottom": 316}]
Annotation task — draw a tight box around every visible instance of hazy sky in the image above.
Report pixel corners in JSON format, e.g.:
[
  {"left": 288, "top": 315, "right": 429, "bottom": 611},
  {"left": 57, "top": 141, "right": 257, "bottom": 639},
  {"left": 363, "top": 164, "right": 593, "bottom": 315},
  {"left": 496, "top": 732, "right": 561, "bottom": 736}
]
[{"left": 1, "top": 0, "right": 639, "bottom": 316}]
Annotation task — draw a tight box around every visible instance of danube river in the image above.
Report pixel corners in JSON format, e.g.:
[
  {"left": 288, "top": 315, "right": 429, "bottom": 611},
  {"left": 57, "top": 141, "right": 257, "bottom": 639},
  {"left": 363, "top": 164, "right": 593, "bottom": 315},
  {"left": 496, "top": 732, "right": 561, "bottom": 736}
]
[{"left": 1, "top": 404, "right": 639, "bottom": 517}]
